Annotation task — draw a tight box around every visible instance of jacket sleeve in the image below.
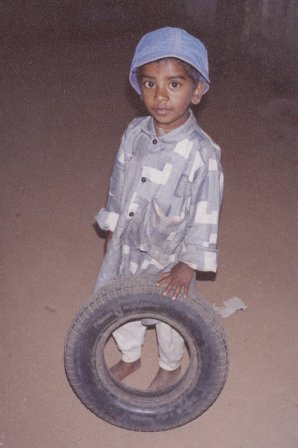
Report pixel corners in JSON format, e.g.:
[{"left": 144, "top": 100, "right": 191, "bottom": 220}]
[
  {"left": 95, "top": 133, "right": 126, "bottom": 232},
  {"left": 178, "top": 144, "right": 224, "bottom": 272}
]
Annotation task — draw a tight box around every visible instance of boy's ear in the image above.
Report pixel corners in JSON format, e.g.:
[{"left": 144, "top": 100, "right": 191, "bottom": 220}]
[{"left": 191, "top": 82, "right": 206, "bottom": 105}]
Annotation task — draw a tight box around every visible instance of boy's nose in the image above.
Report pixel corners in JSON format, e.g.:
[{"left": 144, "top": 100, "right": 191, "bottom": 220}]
[{"left": 155, "top": 86, "right": 168, "bottom": 101}]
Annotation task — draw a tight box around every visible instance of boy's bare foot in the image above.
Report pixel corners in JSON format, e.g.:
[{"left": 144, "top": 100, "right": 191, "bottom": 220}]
[
  {"left": 110, "top": 359, "right": 141, "bottom": 382},
  {"left": 148, "top": 366, "right": 181, "bottom": 390}
]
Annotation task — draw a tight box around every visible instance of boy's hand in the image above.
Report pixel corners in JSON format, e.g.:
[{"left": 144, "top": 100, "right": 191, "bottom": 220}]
[{"left": 157, "top": 262, "right": 194, "bottom": 300}]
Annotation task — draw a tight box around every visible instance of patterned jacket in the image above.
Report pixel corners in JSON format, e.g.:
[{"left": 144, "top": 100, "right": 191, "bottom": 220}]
[{"left": 94, "top": 110, "right": 223, "bottom": 289}]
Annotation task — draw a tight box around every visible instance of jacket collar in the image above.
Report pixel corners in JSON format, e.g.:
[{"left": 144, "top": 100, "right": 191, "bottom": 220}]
[{"left": 140, "top": 109, "right": 197, "bottom": 143}]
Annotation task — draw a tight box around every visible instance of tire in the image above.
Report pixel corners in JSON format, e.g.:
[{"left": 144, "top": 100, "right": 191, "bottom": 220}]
[{"left": 64, "top": 274, "right": 228, "bottom": 432}]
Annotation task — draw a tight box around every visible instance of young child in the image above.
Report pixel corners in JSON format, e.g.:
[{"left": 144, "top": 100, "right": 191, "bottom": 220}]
[{"left": 94, "top": 27, "right": 223, "bottom": 390}]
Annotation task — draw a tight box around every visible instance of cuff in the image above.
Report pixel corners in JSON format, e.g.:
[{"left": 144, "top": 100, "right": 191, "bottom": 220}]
[
  {"left": 178, "top": 245, "right": 218, "bottom": 272},
  {"left": 95, "top": 208, "right": 119, "bottom": 232}
]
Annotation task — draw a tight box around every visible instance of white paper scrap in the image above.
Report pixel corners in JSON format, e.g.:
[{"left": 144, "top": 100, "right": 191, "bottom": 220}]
[{"left": 213, "top": 296, "right": 248, "bottom": 318}]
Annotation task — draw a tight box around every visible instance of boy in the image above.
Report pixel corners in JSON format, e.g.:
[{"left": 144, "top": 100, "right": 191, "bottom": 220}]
[{"left": 94, "top": 27, "right": 223, "bottom": 390}]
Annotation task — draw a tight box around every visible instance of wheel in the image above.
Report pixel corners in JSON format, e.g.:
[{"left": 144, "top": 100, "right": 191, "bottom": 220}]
[{"left": 64, "top": 274, "right": 228, "bottom": 432}]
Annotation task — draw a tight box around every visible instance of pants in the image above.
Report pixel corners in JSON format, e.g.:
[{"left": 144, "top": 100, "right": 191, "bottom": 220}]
[
  {"left": 113, "top": 320, "right": 184, "bottom": 371},
  {"left": 95, "top": 272, "right": 197, "bottom": 371}
]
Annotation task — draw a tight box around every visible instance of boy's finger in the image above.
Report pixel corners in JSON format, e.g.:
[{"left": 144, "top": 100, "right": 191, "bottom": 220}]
[
  {"left": 163, "top": 284, "right": 173, "bottom": 296},
  {"left": 162, "top": 279, "right": 176, "bottom": 296},
  {"left": 172, "top": 284, "right": 183, "bottom": 300},
  {"left": 156, "top": 272, "right": 171, "bottom": 286},
  {"left": 157, "top": 279, "right": 171, "bottom": 289},
  {"left": 157, "top": 276, "right": 169, "bottom": 285}
]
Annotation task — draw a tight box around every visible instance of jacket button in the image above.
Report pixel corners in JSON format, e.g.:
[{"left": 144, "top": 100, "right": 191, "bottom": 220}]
[
  {"left": 141, "top": 177, "right": 146, "bottom": 183},
  {"left": 152, "top": 139, "right": 158, "bottom": 144},
  {"left": 129, "top": 212, "right": 134, "bottom": 217}
]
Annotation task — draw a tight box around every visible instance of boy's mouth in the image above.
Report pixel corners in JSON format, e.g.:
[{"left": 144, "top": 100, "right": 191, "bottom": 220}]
[{"left": 153, "top": 107, "right": 172, "bottom": 116}]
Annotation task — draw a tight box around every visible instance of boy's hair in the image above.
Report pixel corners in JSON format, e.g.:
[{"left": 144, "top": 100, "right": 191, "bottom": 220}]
[{"left": 136, "top": 57, "right": 203, "bottom": 88}]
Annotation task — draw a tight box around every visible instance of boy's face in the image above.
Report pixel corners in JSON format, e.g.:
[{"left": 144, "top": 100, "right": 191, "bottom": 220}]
[{"left": 139, "top": 59, "right": 205, "bottom": 133}]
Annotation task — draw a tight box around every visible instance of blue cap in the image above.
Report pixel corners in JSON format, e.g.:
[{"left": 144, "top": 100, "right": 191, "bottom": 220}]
[{"left": 129, "top": 27, "right": 210, "bottom": 95}]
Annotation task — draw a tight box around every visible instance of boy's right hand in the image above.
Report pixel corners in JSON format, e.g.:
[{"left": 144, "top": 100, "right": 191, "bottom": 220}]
[
  {"left": 104, "top": 230, "right": 113, "bottom": 254},
  {"left": 157, "top": 261, "right": 194, "bottom": 300}
]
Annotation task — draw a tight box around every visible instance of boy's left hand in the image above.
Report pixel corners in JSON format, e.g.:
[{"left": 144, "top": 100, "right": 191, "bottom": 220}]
[{"left": 157, "top": 262, "right": 194, "bottom": 300}]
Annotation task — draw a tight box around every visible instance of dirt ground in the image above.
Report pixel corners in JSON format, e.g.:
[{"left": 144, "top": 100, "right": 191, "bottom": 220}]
[{"left": 1, "top": 31, "right": 297, "bottom": 448}]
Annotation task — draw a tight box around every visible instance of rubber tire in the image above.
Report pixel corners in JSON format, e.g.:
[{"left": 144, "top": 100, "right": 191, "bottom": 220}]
[{"left": 64, "top": 274, "right": 228, "bottom": 432}]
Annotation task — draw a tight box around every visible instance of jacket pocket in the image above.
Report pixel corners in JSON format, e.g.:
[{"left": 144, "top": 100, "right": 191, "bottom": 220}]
[{"left": 135, "top": 201, "right": 188, "bottom": 265}]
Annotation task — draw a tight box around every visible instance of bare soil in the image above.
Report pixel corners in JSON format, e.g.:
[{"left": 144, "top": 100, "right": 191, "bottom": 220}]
[{"left": 1, "top": 33, "right": 297, "bottom": 448}]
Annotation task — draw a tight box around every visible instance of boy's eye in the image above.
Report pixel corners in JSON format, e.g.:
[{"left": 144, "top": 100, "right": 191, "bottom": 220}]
[
  {"left": 170, "top": 81, "right": 181, "bottom": 89},
  {"left": 142, "top": 80, "right": 155, "bottom": 88}
]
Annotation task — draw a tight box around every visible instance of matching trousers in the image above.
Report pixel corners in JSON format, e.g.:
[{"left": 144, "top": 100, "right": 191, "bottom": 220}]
[
  {"left": 113, "top": 320, "right": 184, "bottom": 371},
  {"left": 94, "top": 270, "right": 196, "bottom": 371},
  {"left": 111, "top": 276, "right": 197, "bottom": 371}
]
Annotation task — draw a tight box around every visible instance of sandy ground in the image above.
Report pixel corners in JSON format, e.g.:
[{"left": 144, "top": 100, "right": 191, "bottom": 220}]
[{"left": 1, "top": 33, "right": 297, "bottom": 448}]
